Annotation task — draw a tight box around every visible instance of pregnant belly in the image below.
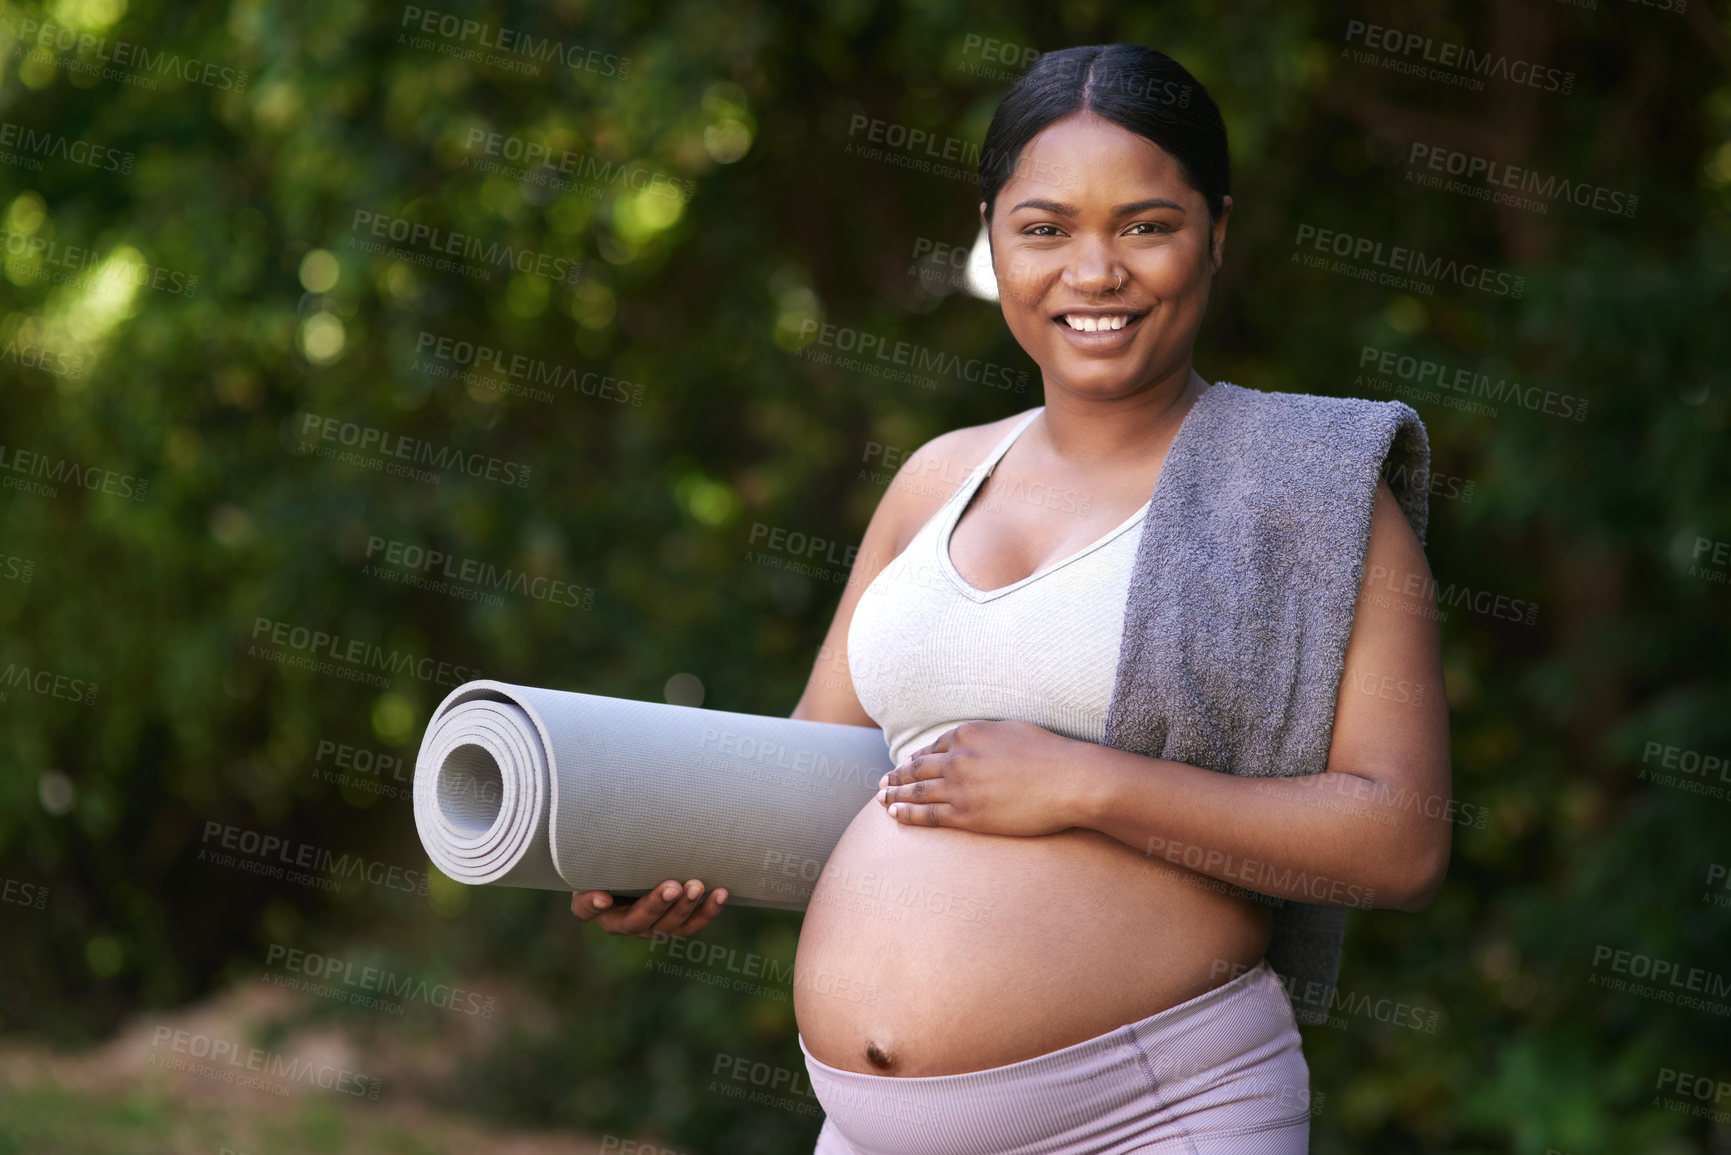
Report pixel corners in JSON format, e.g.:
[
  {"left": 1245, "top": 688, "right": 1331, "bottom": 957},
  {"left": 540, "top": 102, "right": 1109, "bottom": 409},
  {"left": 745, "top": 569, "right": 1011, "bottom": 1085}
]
[{"left": 793, "top": 799, "right": 1274, "bottom": 1077}]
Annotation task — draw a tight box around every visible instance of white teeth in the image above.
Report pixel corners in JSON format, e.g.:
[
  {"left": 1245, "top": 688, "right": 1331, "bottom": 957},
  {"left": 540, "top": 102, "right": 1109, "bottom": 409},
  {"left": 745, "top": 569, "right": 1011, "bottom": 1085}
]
[{"left": 1063, "top": 314, "right": 1131, "bottom": 332}]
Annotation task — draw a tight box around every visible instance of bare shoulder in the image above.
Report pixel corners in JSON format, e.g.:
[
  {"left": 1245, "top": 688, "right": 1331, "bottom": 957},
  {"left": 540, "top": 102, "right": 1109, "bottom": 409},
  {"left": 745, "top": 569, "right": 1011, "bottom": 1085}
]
[
  {"left": 901, "top": 412, "right": 1028, "bottom": 481},
  {"left": 872, "top": 410, "right": 1035, "bottom": 555}
]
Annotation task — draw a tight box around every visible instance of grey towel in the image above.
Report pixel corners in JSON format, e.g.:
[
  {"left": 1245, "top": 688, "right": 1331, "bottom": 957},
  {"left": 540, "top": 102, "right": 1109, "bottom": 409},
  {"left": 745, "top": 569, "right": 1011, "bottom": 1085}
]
[{"left": 1103, "top": 381, "right": 1430, "bottom": 1025}]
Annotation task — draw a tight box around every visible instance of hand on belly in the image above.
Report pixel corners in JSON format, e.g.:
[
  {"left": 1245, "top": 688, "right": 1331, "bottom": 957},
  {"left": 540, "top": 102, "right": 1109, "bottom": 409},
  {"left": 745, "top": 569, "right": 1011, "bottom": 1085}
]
[{"left": 793, "top": 799, "right": 1273, "bottom": 1077}]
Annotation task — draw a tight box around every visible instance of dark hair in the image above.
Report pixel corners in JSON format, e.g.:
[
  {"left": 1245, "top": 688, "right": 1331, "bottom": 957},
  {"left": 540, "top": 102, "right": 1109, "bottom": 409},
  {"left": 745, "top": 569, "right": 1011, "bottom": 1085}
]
[{"left": 978, "top": 44, "right": 1229, "bottom": 226}]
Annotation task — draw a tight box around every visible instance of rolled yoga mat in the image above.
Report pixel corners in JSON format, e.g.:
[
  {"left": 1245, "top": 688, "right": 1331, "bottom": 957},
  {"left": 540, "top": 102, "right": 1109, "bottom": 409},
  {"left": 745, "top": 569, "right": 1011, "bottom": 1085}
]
[{"left": 412, "top": 679, "right": 893, "bottom": 910}]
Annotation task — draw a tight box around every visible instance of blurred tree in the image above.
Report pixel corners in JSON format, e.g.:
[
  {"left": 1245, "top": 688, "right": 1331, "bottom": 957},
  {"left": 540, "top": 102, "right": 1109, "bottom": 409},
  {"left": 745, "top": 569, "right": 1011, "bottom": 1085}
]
[{"left": 0, "top": 0, "right": 1726, "bottom": 1152}]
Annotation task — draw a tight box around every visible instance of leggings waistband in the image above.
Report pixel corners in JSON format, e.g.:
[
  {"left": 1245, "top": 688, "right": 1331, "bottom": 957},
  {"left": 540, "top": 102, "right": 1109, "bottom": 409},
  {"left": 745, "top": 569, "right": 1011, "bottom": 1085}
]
[{"left": 800, "top": 960, "right": 1311, "bottom": 1155}]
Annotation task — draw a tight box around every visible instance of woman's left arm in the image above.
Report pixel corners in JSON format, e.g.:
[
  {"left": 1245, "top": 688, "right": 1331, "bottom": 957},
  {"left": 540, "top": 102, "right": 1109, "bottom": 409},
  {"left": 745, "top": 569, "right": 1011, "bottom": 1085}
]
[{"left": 877, "top": 479, "right": 1453, "bottom": 912}]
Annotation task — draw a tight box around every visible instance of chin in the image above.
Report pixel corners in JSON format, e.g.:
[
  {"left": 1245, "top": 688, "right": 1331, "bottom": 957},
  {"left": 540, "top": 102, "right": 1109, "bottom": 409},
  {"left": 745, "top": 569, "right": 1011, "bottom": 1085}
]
[{"left": 1043, "top": 359, "right": 1157, "bottom": 398}]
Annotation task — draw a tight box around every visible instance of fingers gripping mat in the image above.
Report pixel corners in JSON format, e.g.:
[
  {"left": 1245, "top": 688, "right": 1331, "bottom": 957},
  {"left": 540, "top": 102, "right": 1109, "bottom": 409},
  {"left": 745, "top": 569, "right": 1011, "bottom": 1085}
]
[{"left": 412, "top": 680, "right": 892, "bottom": 910}]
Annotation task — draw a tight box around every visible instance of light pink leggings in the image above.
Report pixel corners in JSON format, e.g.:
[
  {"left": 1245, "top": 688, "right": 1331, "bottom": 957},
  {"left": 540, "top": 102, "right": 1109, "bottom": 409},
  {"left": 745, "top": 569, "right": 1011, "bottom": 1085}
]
[{"left": 799, "top": 959, "right": 1311, "bottom": 1154}]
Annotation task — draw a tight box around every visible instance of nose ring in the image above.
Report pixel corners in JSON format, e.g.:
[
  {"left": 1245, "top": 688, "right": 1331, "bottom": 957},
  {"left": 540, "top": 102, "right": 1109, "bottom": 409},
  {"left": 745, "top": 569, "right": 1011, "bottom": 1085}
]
[{"left": 1114, "top": 273, "right": 1124, "bottom": 292}]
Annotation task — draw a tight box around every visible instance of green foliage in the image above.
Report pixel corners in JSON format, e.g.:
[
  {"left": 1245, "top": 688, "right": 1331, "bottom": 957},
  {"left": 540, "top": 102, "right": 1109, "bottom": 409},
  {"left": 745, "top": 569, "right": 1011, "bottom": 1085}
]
[{"left": 0, "top": 0, "right": 1727, "bottom": 1152}]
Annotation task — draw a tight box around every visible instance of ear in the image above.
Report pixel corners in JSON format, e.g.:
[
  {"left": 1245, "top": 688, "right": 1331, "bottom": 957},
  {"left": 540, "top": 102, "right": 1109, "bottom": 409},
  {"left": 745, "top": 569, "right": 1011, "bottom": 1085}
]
[
  {"left": 979, "top": 201, "right": 990, "bottom": 232},
  {"left": 1211, "top": 194, "right": 1233, "bottom": 272}
]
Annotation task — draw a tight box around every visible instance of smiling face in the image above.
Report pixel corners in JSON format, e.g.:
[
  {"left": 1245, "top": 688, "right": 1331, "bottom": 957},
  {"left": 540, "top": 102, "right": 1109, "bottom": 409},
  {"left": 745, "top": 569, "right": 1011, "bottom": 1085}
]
[{"left": 984, "top": 109, "right": 1230, "bottom": 402}]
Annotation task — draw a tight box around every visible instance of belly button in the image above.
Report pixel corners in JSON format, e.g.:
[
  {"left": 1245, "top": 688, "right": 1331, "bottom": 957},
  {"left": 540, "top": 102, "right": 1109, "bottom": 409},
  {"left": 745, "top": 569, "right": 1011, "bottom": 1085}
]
[{"left": 865, "top": 1040, "right": 896, "bottom": 1072}]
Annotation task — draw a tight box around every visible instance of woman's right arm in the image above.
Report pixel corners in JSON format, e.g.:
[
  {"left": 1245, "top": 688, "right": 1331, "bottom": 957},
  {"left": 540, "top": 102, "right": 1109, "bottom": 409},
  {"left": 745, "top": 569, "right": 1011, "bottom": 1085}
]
[{"left": 572, "top": 421, "right": 1007, "bottom": 937}]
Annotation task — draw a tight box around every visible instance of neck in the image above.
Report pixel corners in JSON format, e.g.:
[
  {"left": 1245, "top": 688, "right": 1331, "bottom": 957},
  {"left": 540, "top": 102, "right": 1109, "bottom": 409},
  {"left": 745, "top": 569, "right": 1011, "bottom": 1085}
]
[{"left": 1033, "top": 361, "right": 1207, "bottom": 463}]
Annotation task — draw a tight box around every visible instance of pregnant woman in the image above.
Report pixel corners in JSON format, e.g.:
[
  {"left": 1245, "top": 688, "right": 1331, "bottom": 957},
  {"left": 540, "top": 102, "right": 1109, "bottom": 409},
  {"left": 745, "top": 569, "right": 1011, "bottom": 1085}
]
[{"left": 573, "top": 43, "right": 1451, "bottom": 1154}]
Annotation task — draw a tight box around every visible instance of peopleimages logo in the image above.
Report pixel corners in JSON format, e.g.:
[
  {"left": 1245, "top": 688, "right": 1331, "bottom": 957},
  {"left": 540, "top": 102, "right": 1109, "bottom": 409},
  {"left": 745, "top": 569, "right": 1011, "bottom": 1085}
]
[
  {"left": 0, "top": 230, "right": 197, "bottom": 296},
  {"left": 1655, "top": 1067, "right": 1731, "bottom": 1126},
  {"left": 1357, "top": 345, "right": 1589, "bottom": 422},
  {"left": 463, "top": 130, "right": 694, "bottom": 202},
  {"left": 796, "top": 319, "right": 1030, "bottom": 392},
  {"left": 2, "top": 875, "right": 50, "bottom": 911},
  {"left": 1638, "top": 739, "right": 1731, "bottom": 802},
  {"left": 264, "top": 944, "right": 496, "bottom": 1018},
  {"left": 1381, "top": 459, "right": 1474, "bottom": 504},
  {"left": 313, "top": 739, "right": 417, "bottom": 802},
  {"left": 199, "top": 820, "right": 431, "bottom": 896},
  {"left": 1342, "top": 19, "right": 1574, "bottom": 94},
  {"left": 1405, "top": 142, "right": 1638, "bottom": 218},
  {"left": 847, "top": 114, "right": 981, "bottom": 167},
  {"left": 0, "top": 122, "right": 135, "bottom": 174},
  {"left": 12, "top": 20, "right": 250, "bottom": 91},
  {"left": 248, "top": 615, "right": 480, "bottom": 688},
  {"left": 1688, "top": 536, "right": 1730, "bottom": 586},
  {"left": 1143, "top": 836, "right": 1377, "bottom": 908},
  {"left": 957, "top": 33, "right": 1039, "bottom": 81},
  {"left": 350, "top": 208, "right": 581, "bottom": 285},
  {"left": 1364, "top": 564, "right": 1540, "bottom": 627},
  {"left": 1590, "top": 945, "right": 1731, "bottom": 1016},
  {"left": 412, "top": 331, "right": 643, "bottom": 406},
  {"left": 0, "top": 443, "right": 150, "bottom": 501},
  {"left": 1, "top": 337, "right": 85, "bottom": 378},
  {"left": 0, "top": 662, "right": 98, "bottom": 705},
  {"left": 149, "top": 1027, "right": 381, "bottom": 1098},
  {"left": 364, "top": 535, "right": 595, "bottom": 610},
  {"left": 292, "top": 412, "right": 533, "bottom": 488},
  {"left": 697, "top": 727, "right": 880, "bottom": 790},
  {"left": 842, "top": 113, "right": 1075, "bottom": 191},
  {"left": 1292, "top": 224, "right": 1524, "bottom": 299},
  {"left": 398, "top": 6, "right": 629, "bottom": 79}
]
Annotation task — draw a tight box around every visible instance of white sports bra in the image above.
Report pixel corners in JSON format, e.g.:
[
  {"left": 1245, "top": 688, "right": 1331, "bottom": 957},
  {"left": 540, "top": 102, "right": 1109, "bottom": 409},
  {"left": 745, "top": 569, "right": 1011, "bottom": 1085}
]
[{"left": 846, "top": 408, "right": 1148, "bottom": 765}]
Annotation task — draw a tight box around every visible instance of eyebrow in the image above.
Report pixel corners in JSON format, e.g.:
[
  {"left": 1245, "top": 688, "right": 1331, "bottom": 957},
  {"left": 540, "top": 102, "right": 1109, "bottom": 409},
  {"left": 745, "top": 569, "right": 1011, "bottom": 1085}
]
[{"left": 1009, "top": 197, "right": 1187, "bottom": 216}]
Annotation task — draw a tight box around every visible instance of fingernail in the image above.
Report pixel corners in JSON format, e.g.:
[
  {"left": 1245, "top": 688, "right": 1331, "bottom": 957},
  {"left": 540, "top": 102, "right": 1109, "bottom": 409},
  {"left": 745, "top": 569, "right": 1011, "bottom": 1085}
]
[
  {"left": 878, "top": 774, "right": 888, "bottom": 789},
  {"left": 716, "top": 890, "right": 728, "bottom": 906},
  {"left": 877, "top": 788, "right": 887, "bottom": 803},
  {"left": 889, "top": 803, "right": 900, "bottom": 817},
  {"left": 593, "top": 895, "right": 610, "bottom": 909}
]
